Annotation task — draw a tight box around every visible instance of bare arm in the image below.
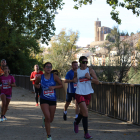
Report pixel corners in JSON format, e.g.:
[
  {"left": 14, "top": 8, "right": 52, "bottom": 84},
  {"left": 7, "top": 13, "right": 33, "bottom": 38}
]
[
  {"left": 49, "top": 74, "right": 63, "bottom": 90},
  {"left": 73, "top": 71, "right": 78, "bottom": 83},
  {"left": 34, "top": 75, "right": 41, "bottom": 88},
  {"left": 10, "top": 82, "right": 16, "bottom": 87},
  {"left": 30, "top": 78, "right": 36, "bottom": 81},
  {"left": 89, "top": 69, "right": 99, "bottom": 85},
  {"left": 64, "top": 79, "right": 74, "bottom": 83}
]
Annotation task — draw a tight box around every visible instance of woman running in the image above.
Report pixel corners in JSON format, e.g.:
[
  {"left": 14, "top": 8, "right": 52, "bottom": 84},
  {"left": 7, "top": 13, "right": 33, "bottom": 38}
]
[
  {"left": 73, "top": 56, "right": 99, "bottom": 139},
  {"left": 35, "top": 62, "right": 63, "bottom": 140},
  {"left": 0, "top": 65, "right": 16, "bottom": 122}
]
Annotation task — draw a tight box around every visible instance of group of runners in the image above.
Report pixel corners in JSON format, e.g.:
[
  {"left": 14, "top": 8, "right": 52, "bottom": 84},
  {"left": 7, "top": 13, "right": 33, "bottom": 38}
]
[{"left": 0, "top": 56, "right": 99, "bottom": 140}]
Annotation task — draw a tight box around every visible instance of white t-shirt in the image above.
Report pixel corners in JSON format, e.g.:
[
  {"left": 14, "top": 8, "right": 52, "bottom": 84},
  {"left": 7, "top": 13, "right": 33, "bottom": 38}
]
[{"left": 75, "top": 67, "right": 94, "bottom": 95}]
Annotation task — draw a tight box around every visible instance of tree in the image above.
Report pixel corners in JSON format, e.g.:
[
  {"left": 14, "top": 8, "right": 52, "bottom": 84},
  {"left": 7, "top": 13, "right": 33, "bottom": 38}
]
[
  {"left": 98, "top": 27, "right": 138, "bottom": 83},
  {"left": 0, "top": 0, "right": 64, "bottom": 45},
  {"left": 0, "top": 26, "right": 43, "bottom": 75},
  {"left": 44, "top": 29, "right": 80, "bottom": 77},
  {"left": 73, "top": 0, "right": 140, "bottom": 24}
]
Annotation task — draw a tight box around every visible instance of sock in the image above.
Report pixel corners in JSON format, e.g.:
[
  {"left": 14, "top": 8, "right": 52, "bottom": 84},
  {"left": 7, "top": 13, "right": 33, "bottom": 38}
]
[
  {"left": 64, "top": 111, "right": 67, "bottom": 114},
  {"left": 47, "top": 135, "right": 51, "bottom": 138},
  {"left": 82, "top": 116, "right": 88, "bottom": 134},
  {"left": 1, "top": 115, "right": 4, "bottom": 118},
  {"left": 75, "top": 113, "right": 83, "bottom": 125},
  {"left": 75, "top": 114, "right": 78, "bottom": 118}
]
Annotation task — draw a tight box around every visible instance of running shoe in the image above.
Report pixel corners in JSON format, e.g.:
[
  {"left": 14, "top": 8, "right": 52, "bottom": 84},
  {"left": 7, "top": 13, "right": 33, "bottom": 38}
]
[
  {"left": 0, "top": 117, "right": 3, "bottom": 122},
  {"left": 42, "top": 117, "right": 45, "bottom": 128},
  {"left": 73, "top": 121, "right": 79, "bottom": 133},
  {"left": 84, "top": 133, "right": 92, "bottom": 139},
  {"left": 35, "top": 103, "right": 39, "bottom": 106},
  {"left": 63, "top": 112, "right": 67, "bottom": 121},
  {"left": 47, "top": 137, "right": 52, "bottom": 140},
  {"left": 3, "top": 116, "right": 7, "bottom": 121}
]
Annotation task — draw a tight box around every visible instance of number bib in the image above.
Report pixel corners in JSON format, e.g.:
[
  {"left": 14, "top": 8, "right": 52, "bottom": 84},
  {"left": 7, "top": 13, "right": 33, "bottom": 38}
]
[
  {"left": 43, "top": 89, "right": 54, "bottom": 96},
  {"left": 73, "top": 83, "right": 77, "bottom": 88},
  {"left": 3, "top": 84, "right": 11, "bottom": 89}
]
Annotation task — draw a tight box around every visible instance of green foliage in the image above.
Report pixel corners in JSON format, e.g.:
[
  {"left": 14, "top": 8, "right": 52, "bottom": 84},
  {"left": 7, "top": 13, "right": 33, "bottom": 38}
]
[
  {"left": 92, "top": 66, "right": 116, "bottom": 82},
  {"left": 0, "top": 0, "right": 64, "bottom": 44},
  {"left": 73, "top": 0, "right": 140, "bottom": 24},
  {"left": 100, "top": 27, "right": 137, "bottom": 83},
  {"left": 0, "top": 25, "right": 43, "bottom": 75},
  {"left": 44, "top": 29, "right": 80, "bottom": 77}
]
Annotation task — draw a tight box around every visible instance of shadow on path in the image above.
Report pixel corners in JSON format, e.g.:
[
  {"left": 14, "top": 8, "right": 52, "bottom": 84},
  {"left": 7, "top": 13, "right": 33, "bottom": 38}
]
[{"left": 0, "top": 87, "right": 140, "bottom": 140}]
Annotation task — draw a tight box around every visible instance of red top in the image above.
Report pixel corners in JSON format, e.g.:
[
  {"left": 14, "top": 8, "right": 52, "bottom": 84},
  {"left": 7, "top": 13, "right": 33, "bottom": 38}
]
[{"left": 30, "top": 71, "right": 43, "bottom": 84}]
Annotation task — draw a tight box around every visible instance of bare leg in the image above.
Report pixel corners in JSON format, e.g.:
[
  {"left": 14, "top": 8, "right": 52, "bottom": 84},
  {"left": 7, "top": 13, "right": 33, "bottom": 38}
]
[
  {"left": 40, "top": 104, "right": 56, "bottom": 135},
  {"left": 3, "top": 98, "right": 10, "bottom": 115},
  {"left": 64, "top": 101, "right": 70, "bottom": 111},
  {"left": 1, "top": 94, "right": 7, "bottom": 116}
]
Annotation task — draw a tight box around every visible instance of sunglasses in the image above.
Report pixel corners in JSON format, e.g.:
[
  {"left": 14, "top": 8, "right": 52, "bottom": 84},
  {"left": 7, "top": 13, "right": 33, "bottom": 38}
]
[
  {"left": 81, "top": 61, "right": 88, "bottom": 64},
  {"left": 46, "top": 66, "right": 52, "bottom": 69}
]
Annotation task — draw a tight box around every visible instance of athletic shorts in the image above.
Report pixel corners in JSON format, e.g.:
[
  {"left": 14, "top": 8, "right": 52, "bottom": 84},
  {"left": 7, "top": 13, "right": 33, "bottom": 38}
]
[
  {"left": 75, "top": 94, "right": 91, "bottom": 106},
  {"left": 0, "top": 93, "right": 12, "bottom": 99},
  {"left": 40, "top": 98, "right": 56, "bottom": 106},
  {"left": 66, "top": 93, "right": 75, "bottom": 102}
]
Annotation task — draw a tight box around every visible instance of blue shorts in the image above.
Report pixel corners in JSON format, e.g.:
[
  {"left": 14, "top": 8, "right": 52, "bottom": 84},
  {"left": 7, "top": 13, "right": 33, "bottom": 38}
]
[{"left": 66, "top": 93, "right": 75, "bottom": 102}]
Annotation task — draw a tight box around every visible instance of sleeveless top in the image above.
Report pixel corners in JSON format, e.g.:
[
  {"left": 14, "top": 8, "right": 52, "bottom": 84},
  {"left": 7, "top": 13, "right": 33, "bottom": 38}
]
[
  {"left": 40, "top": 74, "right": 57, "bottom": 101},
  {"left": 75, "top": 67, "right": 94, "bottom": 95}
]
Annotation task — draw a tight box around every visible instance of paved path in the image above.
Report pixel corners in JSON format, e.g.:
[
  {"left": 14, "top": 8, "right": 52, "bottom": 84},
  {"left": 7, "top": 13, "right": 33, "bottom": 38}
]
[{"left": 0, "top": 87, "right": 140, "bottom": 140}]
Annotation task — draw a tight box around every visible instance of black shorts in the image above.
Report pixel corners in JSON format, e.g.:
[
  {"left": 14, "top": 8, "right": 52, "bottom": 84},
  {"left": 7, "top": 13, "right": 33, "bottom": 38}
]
[
  {"left": 40, "top": 98, "right": 56, "bottom": 106},
  {"left": 66, "top": 93, "right": 75, "bottom": 102}
]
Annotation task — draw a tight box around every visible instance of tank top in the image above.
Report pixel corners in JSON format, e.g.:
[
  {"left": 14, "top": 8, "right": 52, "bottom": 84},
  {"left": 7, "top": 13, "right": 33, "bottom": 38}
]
[
  {"left": 75, "top": 67, "right": 94, "bottom": 95},
  {"left": 40, "top": 74, "right": 57, "bottom": 101}
]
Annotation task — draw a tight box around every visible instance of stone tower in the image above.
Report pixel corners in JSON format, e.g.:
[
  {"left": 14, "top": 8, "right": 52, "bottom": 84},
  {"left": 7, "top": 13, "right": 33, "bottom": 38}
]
[
  {"left": 94, "top": 19, "right": 111, "bottom": 41},
  {"left": 94, "top": 19, "right": 101, "bottom": 41}
]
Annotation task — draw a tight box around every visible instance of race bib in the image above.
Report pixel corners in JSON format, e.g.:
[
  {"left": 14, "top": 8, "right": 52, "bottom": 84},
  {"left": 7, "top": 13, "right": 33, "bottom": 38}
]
[
  {"left": 43, "top": 89, "right": 54, "bottom": 96},
  {"left": 3, "top": 84, "right": 11, "bottom": 89},
  {"left": 79, "top": 77, "right": 89, "bottom": 83},
  {"left": 73, "top": 83, "right": 77, "bottom": 88}
]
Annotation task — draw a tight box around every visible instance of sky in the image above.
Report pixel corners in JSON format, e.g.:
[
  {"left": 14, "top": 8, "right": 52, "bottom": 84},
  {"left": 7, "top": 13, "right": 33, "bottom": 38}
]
[{"left": 43, "top": 0, "right": 140, "bottom": 47}]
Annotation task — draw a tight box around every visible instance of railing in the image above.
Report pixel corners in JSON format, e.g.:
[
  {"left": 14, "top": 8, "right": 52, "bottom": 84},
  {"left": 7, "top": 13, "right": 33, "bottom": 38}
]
[{"left": 13, "top": 75, "right": 140, "bottom": 126}]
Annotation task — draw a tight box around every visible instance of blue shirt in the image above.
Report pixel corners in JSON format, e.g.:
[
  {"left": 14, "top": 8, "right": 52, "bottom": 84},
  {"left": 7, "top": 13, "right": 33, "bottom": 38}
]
[
  {"left": 40, "top": 74, "right": 57, "bottom": 101},
  {"left": 65, "top": 69, "right": 77, "bottom": 93}
]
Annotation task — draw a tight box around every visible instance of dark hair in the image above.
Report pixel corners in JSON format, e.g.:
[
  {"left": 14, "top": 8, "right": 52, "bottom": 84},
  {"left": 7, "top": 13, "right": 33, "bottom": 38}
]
[
  {"left": 3, "top": 65, "right": 9, "bottom": 69},
  {"left": 43, "top": 62, "right": 52, "bottom": 68},
  {"left": 72, "top": 61, "right": 78, "bottom": 65},
  {"left": 51, "top": 70, "right": 59, "bottom": 75},
  {"left": 79, "top": 56, "right": 87, "bottom": 63}
]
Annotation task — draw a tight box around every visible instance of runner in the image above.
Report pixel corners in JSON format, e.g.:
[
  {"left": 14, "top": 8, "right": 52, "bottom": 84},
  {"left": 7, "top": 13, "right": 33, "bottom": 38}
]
[
  {"left": 0, "top": 59, "right": 7, "bottom": 112},
  {"left": 0, "top": 59, "right": 6, "bottom": 76},
  {"left": 35, "top": 62, "right": 63, "bottom": 140},
  {"left": 30, "top": 64, "right": 43, "bottom": 106},
  {"left": 63, "top": 61, "right": 79, "bottom": 120},
  {"left": 73, "top": 56, "right": 99, "bottom": 139},
  {"left": 0, "top": 65, "right": 16, "bottom": 122}
]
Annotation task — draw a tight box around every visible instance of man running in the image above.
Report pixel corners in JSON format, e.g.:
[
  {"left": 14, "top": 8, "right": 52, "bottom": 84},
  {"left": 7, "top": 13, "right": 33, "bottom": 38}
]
[
  {"left": 63, "top": 61, "right": 79, "bottom": 120},
  {"left": 30, "top": 64, "right": 43, "bottom": 106}
]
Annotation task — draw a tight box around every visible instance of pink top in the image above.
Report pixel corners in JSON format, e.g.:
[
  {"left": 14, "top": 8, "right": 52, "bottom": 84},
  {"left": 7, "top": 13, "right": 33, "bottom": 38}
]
[{"left": 0, "top": 75, "right": 15, "bottom": 95}]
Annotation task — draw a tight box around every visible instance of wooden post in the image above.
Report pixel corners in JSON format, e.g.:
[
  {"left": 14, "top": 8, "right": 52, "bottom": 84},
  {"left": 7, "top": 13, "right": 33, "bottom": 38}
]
[{"left": 114, "top": 82, "right": 117, "bottom": 118}]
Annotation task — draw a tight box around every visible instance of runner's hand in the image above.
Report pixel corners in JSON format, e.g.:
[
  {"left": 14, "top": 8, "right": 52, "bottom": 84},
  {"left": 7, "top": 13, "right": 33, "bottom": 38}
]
[
  {"left": 8, "top": 81, "right": 11, "bottom": 86},
  {"left": 85, "top": 72, "right": 90, "bottom": 79},
  {"left": 49, "top": 86, "right": 55, "bottom": 90},
  {"left": 36, "top": 85, "right": 40, "bottom": 89},
  {"left": 73, "top": 78, "right": 77, "bottom": 83}
]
